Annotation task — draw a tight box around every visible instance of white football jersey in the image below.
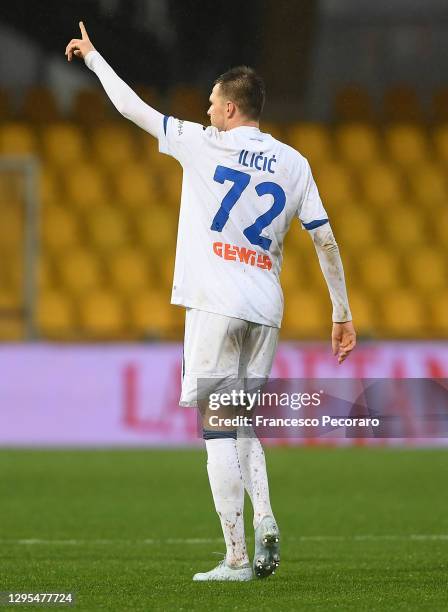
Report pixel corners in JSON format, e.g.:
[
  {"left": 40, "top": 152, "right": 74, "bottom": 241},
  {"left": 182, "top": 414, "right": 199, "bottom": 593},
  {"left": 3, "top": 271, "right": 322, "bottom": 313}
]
[{"left": 158, "top": 118, "right": 328, "bottom": 328}]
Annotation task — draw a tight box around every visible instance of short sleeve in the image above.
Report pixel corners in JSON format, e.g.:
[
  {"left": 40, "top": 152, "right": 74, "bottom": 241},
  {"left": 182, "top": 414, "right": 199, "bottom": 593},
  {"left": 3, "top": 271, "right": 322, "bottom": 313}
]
[
  {"left": 158, "top": 116, "right": 208, "bottom": 166},
  {"left": 297, "top": 160, "right": 329, "bottom": 230}
]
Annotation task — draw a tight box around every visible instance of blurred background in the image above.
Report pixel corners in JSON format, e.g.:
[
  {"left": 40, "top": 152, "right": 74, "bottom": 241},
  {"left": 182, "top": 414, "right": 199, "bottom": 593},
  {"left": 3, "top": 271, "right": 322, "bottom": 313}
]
[
  {"left": 1, "top": 7, "right": 447, "bottom": 604},
  {"left": 0, "top": 0, "right": 448, "bottom": 443},
  {"left": 0, "top": 0, "right": 447, "bottom": 344}
]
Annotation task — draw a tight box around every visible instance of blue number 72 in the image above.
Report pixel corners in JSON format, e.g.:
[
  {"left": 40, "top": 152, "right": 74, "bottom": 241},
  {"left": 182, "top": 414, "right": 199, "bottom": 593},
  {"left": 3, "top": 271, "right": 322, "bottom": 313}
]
[{"left": 210, "top": 165, "right": 286, "bottom": 251}]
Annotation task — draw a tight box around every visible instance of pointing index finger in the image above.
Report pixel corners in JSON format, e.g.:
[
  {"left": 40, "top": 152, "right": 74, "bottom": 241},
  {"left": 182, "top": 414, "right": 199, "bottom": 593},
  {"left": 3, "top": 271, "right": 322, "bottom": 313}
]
[{"left": 79, "top": 21, "right": 88, "bottom": 39}]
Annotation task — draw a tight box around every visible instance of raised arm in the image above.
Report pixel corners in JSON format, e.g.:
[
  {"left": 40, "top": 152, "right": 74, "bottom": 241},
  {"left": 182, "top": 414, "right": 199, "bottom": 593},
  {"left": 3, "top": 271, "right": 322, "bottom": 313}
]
[
  {"left": 65, "top": 22, "right": 164, "bottom": 139},
  {"left": 309, "top": 223, "right": 356, "bottom": 364}
]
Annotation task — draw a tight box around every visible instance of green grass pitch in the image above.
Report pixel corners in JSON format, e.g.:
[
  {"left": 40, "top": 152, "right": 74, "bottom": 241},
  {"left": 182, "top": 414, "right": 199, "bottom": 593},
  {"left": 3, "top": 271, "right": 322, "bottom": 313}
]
[{"left": 1, "top": 447, "right": 447, "bottom": 611}]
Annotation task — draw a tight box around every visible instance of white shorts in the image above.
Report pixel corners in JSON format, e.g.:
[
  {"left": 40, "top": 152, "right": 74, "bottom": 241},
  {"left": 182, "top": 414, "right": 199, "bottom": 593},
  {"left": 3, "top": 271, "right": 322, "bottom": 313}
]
[{"left": 180, "top": 308, "right": 279, "bottom": 407}]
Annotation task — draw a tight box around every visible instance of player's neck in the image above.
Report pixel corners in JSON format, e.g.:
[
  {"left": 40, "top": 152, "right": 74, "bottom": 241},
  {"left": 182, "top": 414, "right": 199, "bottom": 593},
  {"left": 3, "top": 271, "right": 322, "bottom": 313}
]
[{"left": 226, "top": 119, "right": 259, "bottom": 131}]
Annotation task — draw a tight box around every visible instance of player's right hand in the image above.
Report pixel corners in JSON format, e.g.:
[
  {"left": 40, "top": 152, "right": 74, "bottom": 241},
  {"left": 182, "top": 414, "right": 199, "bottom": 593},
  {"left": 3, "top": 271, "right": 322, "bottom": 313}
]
[{"left": 65, "top": 21, "right": 95, "bottom": 62}]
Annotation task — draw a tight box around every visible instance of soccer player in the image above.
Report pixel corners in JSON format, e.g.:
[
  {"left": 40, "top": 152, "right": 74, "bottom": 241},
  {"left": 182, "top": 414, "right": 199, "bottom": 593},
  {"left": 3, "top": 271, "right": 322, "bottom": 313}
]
[{"left": 66, "top": 22, "right": 356, "bottom": 582}]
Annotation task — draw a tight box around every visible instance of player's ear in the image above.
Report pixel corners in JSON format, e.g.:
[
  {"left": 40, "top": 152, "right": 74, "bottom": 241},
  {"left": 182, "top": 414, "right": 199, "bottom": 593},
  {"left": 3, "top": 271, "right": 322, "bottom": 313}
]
[{"left": 227, "top": 101, "right": 236, "bottom": 118}]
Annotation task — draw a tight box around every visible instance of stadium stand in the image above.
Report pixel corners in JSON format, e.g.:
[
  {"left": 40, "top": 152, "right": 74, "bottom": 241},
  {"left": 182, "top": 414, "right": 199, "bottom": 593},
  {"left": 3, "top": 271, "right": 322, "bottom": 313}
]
[
  {"left": 22, "top": 87, "right": 60, "bottom": 123},
  {"left": 286, "top": 122, "right": 333, "bottom": 166},
  {"left": 42, "top": 123, "right": 87, "bottom": 168},
  {"left": 0, "top": 84, "right": 446, "bottom": 341},
  {"left": 79, "top": 288, "right": 126, "bottom": 339},
  {"left": 383, "top": 85, "right": 423, "bottom": 123},
  {"left": 0, "top": 123, "right": 37, "bottom": 155},
  {"left": 333, "top": 84, "right": 375, "bottom": 123},
  {"left": 0, "top": 88, "right": 11, "bottom": 121}
]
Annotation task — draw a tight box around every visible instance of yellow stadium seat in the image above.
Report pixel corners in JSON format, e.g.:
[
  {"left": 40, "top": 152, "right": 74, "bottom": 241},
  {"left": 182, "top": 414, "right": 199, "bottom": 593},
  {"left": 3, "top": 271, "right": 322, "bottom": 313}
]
[
  {"left": 0, "top": 317, "right": 24, "bottom": 341},
  {"left": 11, "top": 256, "right": 23, "bottom": 292},
  {"left": 406, "top": 248, "right": 447, "bottom": 293},
  {"left": 41, "top": 204, "right": 80, "bottom": 252},
  {"left": 0, "top": 246, "right": 21, "bottom": 289},
  {"left": 280, "top": 253, "right": 309, "bottom": 292},
  {"left": 2, "top": 180, "right": 22, "bottom": 209},
  {"left": 114, "top": 162, "right": 161, "bottom": 208},
  {"left": 0, "top": 254, "right": 8, "bottom": 289},
  {"left": 301, "top": 239, "right": 327, "bottom": 282},
  {"left": 347, "top": 289, "right": 375, "bottom": 337},
  {"left": 314, "top": 162, "right": 356, "bottom": 206},
  {"left": 0, "top": 176, "right": 8, "bottom": 206},
  {"left": 360, "top": 163, "right": 405, "bottom": 208},
  {"left": 429, "top": 291, "right": 448, "bottom": 337},
  {"left": 42, "top": 123, "right": 87, "bottom": 167},
  {"left": 357, "top": 248, "right": 401, "bottom": 293},
  {"left": 301, "top": 250, "right": 331, "bottom": 293},
  {"left": 65, "top": 163, "right": 109, "bottom": 207},
  {"left": 0, "top": 284, "right": 20, "bottom": 312},
  {"left": 92, "top": 125, "right": 137, "bottom": 168},
  {"left": 109, "top": 247, "right": 153, "bottom": 295},
  {"left": 334, "top": 123, "right": 380, "bottom": 167},
  {"left": 136, "top": 206, "right": 177, "bottom": 251},
  {"left": 0, "top": 203, "right": 23, "bottom": 250},
  {"left": 85, "top": 206, "right": 130, "bottom": 252},
  {"left": 381, "top": 207, "right": 424, "bottom": 248},
  {"left": 130, "top": 289, "right": 174, "bottom": 338},
  {"left": 80, "top": 289, "right": 126, "bottom": 339},
  {"left": 381, "top": 290, "right": 425, "bottom": 337},
  {"left": 385, "top": 124, "right": 429, "bottom": 168},
  {"left": 286, "top": 123, "right": 332, "bottom": 167},
  {"left": 37, "top": 290, "right": 75, "bottom": 338},
  {"left": 158, "top": 254, "right": 176, "bottom": 289},
  {"left": 152, "top": 149, "right": 180, "bottom": 176},
  {"left": 140, "top": 133, "right": 160, "bottom": 164},
  {"left": 409, "top": 162, "right": 447, "bottom": 206},
  {"left": 282, "top": 290, "right": 328, "bottom": 338},
  {"left": 0, "top": 123, "right": 36, "bottom": 155},
  {"left": 39, "top": 167, "right": 62, "bottom": 206},
  {"left": 433, "top": 124, "right": 448, "bottom": 165},
  {"left": 0, "top": 173, "right": 22, "bottom": 207},
  {"left": 333, "top": 206, "right": 378, "bottom": 250},
  {"left": 283, "top": 222, "right": 305, "bottom": 252},
  {"left": 435, "top": 211, "right": 448, "bottom": 245},
  {"left": 0, "top": 249, "right": 22, "bottom": 291},
  {"left": 37, "top": 253, "right": 55, "bottom": 290},
  {"left": 159, "top": 165, "right": 183, "bottom": 205},
  {"left": 57, "top": 248, "right": 103, "bottom": 295}
]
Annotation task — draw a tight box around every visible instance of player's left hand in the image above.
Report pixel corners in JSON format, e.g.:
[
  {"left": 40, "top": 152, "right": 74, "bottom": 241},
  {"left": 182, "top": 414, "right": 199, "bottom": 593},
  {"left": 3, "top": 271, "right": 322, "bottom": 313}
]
[
  {"left": 332, "top": 321, "right": 356, "bottom": 364},
  {"left": 65, "top": 21, "right": 95, "bottom": 62}
]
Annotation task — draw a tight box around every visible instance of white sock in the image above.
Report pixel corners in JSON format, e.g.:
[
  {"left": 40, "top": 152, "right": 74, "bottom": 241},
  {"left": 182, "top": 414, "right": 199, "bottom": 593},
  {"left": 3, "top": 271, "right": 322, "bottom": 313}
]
[
  {"left": 205, "top": 437, "right": 249, "bottom": 567},
  {"left": 236, "top": 426, "right": 275, "bottom": 529}
]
